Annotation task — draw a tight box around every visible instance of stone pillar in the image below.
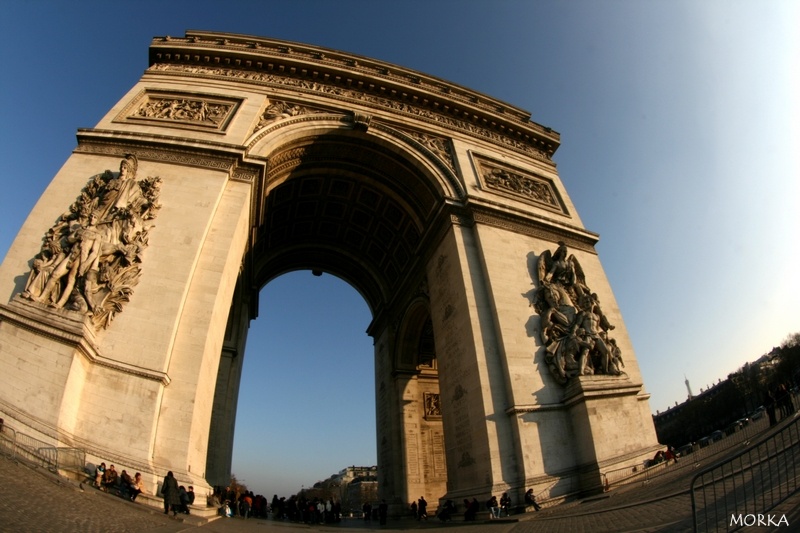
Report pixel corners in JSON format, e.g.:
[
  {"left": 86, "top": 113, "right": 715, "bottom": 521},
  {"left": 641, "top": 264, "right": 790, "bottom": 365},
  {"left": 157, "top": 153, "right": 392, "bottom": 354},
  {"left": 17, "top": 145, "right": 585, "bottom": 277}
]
[
  {"left": 564, "top": 375, "right": 660, "bottom": 493},
  {"left": 427, "top": 223, "right": 516, "bottom": 501},
  {"left": 0, "top": 151, "right": 254, "bottom": 497}
]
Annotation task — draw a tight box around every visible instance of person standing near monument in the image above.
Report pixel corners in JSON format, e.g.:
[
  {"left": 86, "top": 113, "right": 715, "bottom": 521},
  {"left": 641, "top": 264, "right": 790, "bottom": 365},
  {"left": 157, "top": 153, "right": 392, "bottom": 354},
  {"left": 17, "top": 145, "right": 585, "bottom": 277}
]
[
  {"left": 362, "top": 501, "right": 372, "bottom": 521},
  {"left": 378, "top": 499, "right": 388, "bottom": 525},
  {"left": 161, "top": 471, "right": 180, "bottom": 516},
  {"left": 417, "top": 496, "right": 428, "bottom": 520}
]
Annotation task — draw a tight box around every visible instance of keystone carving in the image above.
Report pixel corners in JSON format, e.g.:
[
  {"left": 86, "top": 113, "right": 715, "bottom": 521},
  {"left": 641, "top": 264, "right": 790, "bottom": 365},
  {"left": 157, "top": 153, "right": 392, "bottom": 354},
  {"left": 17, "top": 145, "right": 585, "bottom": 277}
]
[
  {"left": 532, "top": 243, "right": 625, "bottom": 384},
  {"left": 21, "top": 155, "right": 162, "bottom": 330}
]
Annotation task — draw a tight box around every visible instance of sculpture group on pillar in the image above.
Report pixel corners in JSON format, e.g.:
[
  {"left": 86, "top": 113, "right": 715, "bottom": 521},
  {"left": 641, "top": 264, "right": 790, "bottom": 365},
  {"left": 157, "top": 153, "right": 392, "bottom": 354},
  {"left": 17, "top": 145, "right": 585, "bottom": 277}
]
[
  {"left": 533, "top": 242, "right": 625, "bottom": 385},
  {"left": 21, "top": 155, "right": 162, "bottom": 330}
]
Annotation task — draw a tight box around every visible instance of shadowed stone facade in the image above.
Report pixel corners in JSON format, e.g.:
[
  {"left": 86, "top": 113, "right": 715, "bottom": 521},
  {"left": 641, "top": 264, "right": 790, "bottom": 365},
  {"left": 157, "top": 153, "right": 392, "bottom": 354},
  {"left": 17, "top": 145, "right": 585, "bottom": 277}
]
[{"left": 0, "top": 31, "right": 659, "bottom": 512}]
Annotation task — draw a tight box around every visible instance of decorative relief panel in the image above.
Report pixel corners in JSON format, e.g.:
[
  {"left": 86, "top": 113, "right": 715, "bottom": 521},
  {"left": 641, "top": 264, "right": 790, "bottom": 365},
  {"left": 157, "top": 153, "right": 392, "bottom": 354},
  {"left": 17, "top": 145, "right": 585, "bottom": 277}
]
[
  {"left": 117, "top": 90, "right": 241, "bottom": 132},
  {"left": 20, "top": 155, "right": 161, "bottom": 330},
  {"left": 530, "top": 242, "right": 625, "bottom": 385},
  {"left": 423, "top": 392, "right": 441, "bottom": 419},
  {"left": 473, "top": 154, "right": 567, "bottom": 214}
]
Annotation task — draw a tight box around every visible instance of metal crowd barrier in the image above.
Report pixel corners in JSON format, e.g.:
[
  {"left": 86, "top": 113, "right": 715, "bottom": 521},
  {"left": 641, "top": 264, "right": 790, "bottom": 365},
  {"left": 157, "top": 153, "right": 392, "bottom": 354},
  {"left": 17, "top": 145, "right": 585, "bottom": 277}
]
[
  {"left": 601, "top": 416, "right": 770, "bottom": 492},
  {"left": 0, "top": 423, "right": 85, "bottom": 476},
  {"left": 691, "top": 415, "right": 800, "bottom": 532}
]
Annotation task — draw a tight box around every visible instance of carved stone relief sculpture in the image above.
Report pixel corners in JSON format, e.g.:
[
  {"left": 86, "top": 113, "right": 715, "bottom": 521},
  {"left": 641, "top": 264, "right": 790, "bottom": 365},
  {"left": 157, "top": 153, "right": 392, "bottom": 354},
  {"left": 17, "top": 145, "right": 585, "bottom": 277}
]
[
  {"left": 117, "top": 91, "right": 240, "bottom": 132},
  {"left": 254, "top": 99, "right": 324, "bottom": 132},
  {"left": 473, "top": 155, "right": 566, "bottom": 214},
  {"left": 405, "top": 131, "right": 456, "bottom": 173},
  {"left": 532, "top": 242, "right": 625, "bottom": 384},
  {"left": 21, "top": 155, "right": 162, "bottom": 330},
  {"left": 484, "top": 167, "right": 555, "bottom": 205},
  {"left": 134, "top": 97, "right": 233, "bottom": 127},
  {"left": 423, "top": 392, "right": 442, "bottom": 419}
]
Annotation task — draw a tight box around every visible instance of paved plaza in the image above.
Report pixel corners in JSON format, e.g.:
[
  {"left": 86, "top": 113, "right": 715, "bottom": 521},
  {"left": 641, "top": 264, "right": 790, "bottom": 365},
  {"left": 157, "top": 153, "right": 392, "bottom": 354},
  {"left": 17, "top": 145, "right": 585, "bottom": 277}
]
[{"left": 2, "top": 416, "right": 799, "bottom": 533}]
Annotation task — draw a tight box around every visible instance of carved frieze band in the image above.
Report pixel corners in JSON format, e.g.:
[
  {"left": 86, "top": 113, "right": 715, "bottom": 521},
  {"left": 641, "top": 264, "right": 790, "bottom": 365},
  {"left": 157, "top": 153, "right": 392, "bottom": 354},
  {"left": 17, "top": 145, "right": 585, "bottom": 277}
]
[
  {"left": 471, "top": 209, "right": 597, "bottom": 252},
  {"left": 116, "top": 90, "right": 241, "bottom": 132},
  {"left": 0, "top": 301, "right": 170, "bottom": 386},
  {"left": 154, "top": 35, "right": 535, "bottom": 122},
  {"left": 505, "top": 402, "right": 565, "bottom": 414},
  {"left": 74, "top": 139, "right": 257, "bottom": 182},
  {"left": 473, "top": 154, "right": 567, "bottom": 214},
  {"left": 231, "top": 166, "right": 260, "bottom": 183},
  {"left": 150, "top": 63, "right": 551, "bottom": 162}
]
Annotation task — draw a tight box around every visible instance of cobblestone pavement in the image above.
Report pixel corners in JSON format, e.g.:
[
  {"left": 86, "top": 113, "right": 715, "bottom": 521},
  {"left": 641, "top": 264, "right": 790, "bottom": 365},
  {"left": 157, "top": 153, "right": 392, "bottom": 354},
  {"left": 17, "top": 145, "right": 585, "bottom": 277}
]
[
  {"left": 2, "top": 415, "right": 799, "bottom": 532},
  {"left": 0, "top": 454, "right": 187, "bottom": 533}
]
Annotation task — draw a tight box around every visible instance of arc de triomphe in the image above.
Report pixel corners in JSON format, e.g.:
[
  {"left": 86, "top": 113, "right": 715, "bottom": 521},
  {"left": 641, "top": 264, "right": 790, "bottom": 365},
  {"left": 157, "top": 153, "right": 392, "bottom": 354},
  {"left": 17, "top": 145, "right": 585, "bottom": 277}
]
[{"left": 0, "top": 31, "right": 659, "bottom": 509}]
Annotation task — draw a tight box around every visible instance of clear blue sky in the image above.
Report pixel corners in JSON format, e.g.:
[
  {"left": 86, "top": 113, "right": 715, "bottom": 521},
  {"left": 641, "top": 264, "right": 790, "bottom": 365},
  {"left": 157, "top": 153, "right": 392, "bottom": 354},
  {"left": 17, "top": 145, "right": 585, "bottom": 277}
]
[{"left": 1, "top": 1, "right": 798, "bottom": 498}]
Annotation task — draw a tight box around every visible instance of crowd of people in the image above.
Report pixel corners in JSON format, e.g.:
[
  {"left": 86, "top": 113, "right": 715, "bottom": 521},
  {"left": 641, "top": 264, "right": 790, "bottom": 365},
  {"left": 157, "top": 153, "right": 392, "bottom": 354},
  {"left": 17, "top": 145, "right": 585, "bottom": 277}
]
[
  {"left": 208, "top": 487, "right": 345, "bottom": 523},
  {"left": 765, "top": 382, "right": 796, "bottom": 426},
  {"left": 90, "top": 463, "right": 547, "bottom": 524},
  {"left": 409, "top": 489, "right": 542, "bottom": 522},
  {"left": 91, "top": 463, "right": 196, "bottom": 517},
  {"left": 92, "top": 462, "right": 148, "bottom": 503},
  {"left": 201, "top": 489, "right": 545, "bottom": 524}
]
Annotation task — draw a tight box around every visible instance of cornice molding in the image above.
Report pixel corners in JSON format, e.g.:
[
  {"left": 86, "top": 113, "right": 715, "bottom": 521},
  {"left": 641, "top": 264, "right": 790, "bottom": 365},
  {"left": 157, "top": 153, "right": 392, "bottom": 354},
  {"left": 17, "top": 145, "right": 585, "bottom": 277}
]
[
  {"left": 75, "top": 129, "right": 262, "bottom": 182},
  {"left": 468, "top": 203, "right": 599, "bottom": 252},
  {"left": 0, "top": 298, "right": 171, "bottom": 385},
  {"left": 148, "top": 32, "right": 560, "bottom": 163}
]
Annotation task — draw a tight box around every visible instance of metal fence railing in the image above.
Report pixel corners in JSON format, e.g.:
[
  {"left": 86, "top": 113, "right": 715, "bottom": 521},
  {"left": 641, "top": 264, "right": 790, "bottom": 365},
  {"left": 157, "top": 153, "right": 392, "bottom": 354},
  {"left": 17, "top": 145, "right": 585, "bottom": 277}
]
[
  {"left": 0, "top": 423, "right": 86, "bottom": 476},
  {"left": 602, "top": 415, "right": 770, "bottom": 492},
  {"left": 533, "top": 477, "right": 571, "bottom": 509},
  {"left": 691, "top": 416, "right": 800, "bottom": 532}
]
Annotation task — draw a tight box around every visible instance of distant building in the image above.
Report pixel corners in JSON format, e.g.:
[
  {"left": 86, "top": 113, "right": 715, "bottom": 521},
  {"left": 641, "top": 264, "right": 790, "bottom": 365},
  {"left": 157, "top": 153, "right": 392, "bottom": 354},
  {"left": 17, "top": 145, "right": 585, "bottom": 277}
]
[
  {"left": 654, "top": 378, "right": 738, "bottom": 446},
  {"left": 338, "top": 466, "right": 377, "bottom": 485},
  {"left": 653, "top": 345, "right": 800, "bottom": 446},
  {"left": 345, "top": 477, "right": 379, "bottom": 516},
  {"left": 299, "top": 465, "right": 378, "bottom": 514}
]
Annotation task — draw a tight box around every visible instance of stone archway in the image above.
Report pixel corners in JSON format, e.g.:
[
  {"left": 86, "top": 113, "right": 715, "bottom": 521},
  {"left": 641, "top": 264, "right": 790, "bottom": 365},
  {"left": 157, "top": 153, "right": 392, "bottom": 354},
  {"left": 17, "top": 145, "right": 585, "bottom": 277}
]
[
  {"left": 0, "top": 31, "right": 660, "bottom": 510},
  {"left": 203, "top": 126, "right": 457, "bottom": 508}
]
